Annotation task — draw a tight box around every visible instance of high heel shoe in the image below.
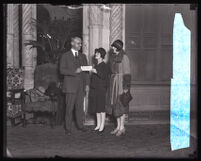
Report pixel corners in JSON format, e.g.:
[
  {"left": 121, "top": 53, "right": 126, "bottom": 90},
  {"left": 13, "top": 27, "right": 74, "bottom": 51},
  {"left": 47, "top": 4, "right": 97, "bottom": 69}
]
[
  {"left": 116, "top": 128, "right": 126, "bottom": 136},
  {"left": 98, "top": 128, "right": 105, "bottom": 134},
  {"left": 93, "top": 126, "right": 100, "bottom": 131},
  {"left": 110, "top": 128, "right": 119, "bottom": 135},
  {"left": 93, "top": 128, "right": 100, "bottom": 133}
]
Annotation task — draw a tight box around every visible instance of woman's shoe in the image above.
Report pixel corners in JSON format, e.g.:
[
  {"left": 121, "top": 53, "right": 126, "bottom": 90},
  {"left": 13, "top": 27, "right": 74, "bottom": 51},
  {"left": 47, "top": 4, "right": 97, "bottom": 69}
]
[
  {"left": 110, "top": 128, "right": 119, "bottom": 135},
  {"left": 93, "top": 126, "right": 100, "bottom": 131},
  {"left": 98, "top": 128, "right": 105, "bottom": 133},
  {"left": 116, "top": 128, "right": 126, "bottom": 136},
  {"left": 94, "top": 128, "right": 99, "bottom": 131}
]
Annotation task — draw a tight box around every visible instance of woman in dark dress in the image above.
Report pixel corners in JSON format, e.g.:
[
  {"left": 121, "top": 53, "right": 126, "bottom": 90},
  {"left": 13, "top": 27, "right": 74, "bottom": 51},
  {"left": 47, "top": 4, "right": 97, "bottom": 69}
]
[{"left": 88, "top": 48, "right": 109, "bottom": 132}]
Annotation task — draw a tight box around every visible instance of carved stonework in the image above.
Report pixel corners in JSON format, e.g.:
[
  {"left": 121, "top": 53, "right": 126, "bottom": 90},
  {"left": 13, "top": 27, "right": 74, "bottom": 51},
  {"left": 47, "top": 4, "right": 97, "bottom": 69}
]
[
  {"left": 82, "top": 5, "right": 89, "bottom": 62},
  {"left": 88, "top": 5, "right": 102, "bottom": 65},
  {"left": 89, "top": 5, "right": 101, "bottom": 26},
  {"left": 110, "top": 5, "right": 123, "bottom": 44},
  {"left": 22, "top": 4, "right": 32, "bottom": 67},
  {"left": 22, "top": 4, "right": 32, "bottom": 35},
  {"left": 31, "top": 5, "right": 37, "bottom": 69},
  {"left": 13, "top": 4, "right": 19, "bottom": 67},
  {"left": 22, "top": 4, "right": 37, "bottom": 90},
  {"left": 24, "top": 66, "right": 34, "bottom": 90},
  {"left": 6, "top": 4, "right": 20, "bottom": 67},
  {"left": 101, "top": 8, "right": 110, "bottom": 62},
  {"left": 7, "top": 4, "right": 14, "bottom": 67}
]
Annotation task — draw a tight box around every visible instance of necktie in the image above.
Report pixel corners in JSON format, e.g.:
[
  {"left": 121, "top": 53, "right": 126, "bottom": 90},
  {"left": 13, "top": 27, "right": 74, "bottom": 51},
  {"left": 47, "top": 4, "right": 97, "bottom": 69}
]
[
  {"left": 74, "top": 51, "right": 80, "bottom": 67},
  {"left": 75, "top": 52, "right": 78, "bottom": 58}
]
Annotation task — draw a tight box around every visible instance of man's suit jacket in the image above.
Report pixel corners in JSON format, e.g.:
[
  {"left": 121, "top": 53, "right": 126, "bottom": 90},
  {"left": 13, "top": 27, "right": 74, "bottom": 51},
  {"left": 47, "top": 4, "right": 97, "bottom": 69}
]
[{"left": 60, "top": 50, "right": 89, "bottom": 93}]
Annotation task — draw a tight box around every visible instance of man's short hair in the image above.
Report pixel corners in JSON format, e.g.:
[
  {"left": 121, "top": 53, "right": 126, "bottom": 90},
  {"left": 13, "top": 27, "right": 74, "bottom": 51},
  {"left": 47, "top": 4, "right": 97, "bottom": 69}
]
[{"left": 71, "top": 36, "right": 82, "bottom": 42}]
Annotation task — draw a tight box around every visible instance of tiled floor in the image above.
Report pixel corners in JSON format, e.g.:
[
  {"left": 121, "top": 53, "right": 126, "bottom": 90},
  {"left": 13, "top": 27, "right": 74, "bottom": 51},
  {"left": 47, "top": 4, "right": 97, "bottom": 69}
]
[{"left": 5, "top": 124, "right": 197, "bottom": 158}]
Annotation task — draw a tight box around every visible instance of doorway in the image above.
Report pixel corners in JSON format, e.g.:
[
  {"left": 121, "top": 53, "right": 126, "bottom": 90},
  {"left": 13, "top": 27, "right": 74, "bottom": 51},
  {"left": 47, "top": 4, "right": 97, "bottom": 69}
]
[
  {"left": 34, "top": 4, "right": 83, "bottom": 125},
  {"left": 36, "top": 4, "right": 83, "bottom": 65}
]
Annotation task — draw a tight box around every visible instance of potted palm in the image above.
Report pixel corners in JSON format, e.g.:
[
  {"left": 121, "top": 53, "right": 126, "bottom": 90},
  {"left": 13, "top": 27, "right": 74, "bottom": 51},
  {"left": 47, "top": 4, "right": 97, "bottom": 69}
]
[{"left": 24, "top": 5, "right": 74, "bottom": 86}]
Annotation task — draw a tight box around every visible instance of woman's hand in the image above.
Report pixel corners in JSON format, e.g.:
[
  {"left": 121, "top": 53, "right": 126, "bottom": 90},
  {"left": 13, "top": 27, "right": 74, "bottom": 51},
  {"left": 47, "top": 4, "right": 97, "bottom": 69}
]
[{"left": 123, "top": 89, "right": 129, "bottom": 93}]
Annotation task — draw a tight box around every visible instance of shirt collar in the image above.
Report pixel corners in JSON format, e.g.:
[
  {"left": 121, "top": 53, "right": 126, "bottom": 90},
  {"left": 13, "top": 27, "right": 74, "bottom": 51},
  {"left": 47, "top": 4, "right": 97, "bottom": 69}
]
[{"left": 71, "top": 48, "right": 78, "bottom": 56}]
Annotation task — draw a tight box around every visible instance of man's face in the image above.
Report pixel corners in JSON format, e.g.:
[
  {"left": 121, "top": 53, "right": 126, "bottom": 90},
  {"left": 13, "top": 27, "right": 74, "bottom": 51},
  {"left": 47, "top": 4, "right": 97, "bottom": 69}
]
[{"left": 71, "top": 38, "right": 82, "bottom": 51}]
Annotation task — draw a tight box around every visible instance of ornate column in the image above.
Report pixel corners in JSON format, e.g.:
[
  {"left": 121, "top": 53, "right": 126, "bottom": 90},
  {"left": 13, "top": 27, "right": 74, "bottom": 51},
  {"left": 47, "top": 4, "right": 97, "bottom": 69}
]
[
  {"left": 88, "top": 5, "right": 102, "bottom": 65},
  {"left": 7, "top": 4, "right": 14, "bottom": 67},
  {"left": 31, "top": 5, "right": 37, "bottom": 69},
  {"left": 110, "top": 4, "right": 124, "bottom": 44},
  {"left": 22, "top": 4, "right": 37, "bottom": 90},
  {"left": 108, "top": 4, "right": 125, "bottom": 62},
  {"left": 100, "top": 5, "right": 111, "bottom": 62},
  {"left": 13, "top": 4, "right": 19, "bottom": 67},
  {"left": 82, "top": 5, "right": 90, "bottom": 115},
  {"left": 82, "top": 5, "right": 89, "bottom": 62}
]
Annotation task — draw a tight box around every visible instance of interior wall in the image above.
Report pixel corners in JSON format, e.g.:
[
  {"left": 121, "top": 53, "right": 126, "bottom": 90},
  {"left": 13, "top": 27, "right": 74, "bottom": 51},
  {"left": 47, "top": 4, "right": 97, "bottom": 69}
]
[{"left": 125, "top": 4, "right": 197, "bottom": 126}]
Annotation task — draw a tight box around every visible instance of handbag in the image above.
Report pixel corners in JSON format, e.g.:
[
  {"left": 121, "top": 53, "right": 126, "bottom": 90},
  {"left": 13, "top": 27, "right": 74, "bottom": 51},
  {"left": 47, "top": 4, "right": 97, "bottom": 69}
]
[{"left": 120, "top": 90, "right": 133, "bottom": 107}]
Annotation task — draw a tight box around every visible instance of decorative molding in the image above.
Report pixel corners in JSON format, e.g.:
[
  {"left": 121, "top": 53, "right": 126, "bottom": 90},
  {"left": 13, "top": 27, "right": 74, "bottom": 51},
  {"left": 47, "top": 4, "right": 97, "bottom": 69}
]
[
  {"left": 129, "top": 85, "right": 170, "bottom": 112},
  {"left": 131, "top": 80, "right": 171, "bottom": 85}
]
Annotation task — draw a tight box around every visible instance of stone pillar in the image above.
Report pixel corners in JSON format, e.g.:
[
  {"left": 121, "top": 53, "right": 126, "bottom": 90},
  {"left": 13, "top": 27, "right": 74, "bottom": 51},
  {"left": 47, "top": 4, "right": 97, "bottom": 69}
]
[
  {"left": 13, "top": 4, "right": 19, "bottom": 67},
  {"left": 110, "top": 4, "right": 124, "bottom": 44},
  {"left": 88, "top": 5, "right": 102, "bottom": 65},
  {"left": 31, "top": 5, "right": 37, "bottom": 69},
  {"left": 7, "top": 4, "right": 21, "bottom": 67},
  {"left": 22, "top": 4, "right": 37, "bottom": 90},
  {"left": 82, "top": 5, "right": 89, "bottom": 63},
  {"left": 7, "top": 4, "right": 14, "bottom": 67},
  {"left": 108, "top": 4, "right": 125, "bottom": 62},
  {"left": 122, "top": 4, "right": 126, "bottom": 48},
  {"left": 82, "top": 5, "right": 90, "bottom": 115},
  {"left": 100, "top": 5, "right": 111, "bottom": 62}
]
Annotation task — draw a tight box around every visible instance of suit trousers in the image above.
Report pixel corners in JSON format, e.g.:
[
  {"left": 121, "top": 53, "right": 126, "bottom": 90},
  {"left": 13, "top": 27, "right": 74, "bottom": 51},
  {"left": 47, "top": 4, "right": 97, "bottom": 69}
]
[{"left": 65, "top": 87, "right": 85, "bottom": 132}]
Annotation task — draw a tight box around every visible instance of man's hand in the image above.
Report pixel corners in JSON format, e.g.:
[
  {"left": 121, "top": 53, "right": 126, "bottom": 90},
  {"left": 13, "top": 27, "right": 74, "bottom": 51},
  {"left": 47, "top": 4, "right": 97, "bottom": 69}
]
[
  {"left": 91, "top": 68, "right": 97, "bottom": 73},
  {"left": 75, "top": 68, "right": 82, "bottom": 73}
]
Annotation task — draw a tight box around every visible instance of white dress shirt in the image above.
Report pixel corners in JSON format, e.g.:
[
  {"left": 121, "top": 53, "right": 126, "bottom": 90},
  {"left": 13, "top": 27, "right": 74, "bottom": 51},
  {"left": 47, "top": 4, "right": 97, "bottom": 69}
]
[{"left": 71, "top": 48, "right": 78, "bottom": 57}]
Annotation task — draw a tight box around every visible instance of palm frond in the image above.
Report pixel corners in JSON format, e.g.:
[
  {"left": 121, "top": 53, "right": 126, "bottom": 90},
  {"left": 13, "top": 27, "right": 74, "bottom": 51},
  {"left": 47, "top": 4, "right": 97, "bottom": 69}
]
[{"left": 24, "top": 40, "right": 46, "bottom": 50}]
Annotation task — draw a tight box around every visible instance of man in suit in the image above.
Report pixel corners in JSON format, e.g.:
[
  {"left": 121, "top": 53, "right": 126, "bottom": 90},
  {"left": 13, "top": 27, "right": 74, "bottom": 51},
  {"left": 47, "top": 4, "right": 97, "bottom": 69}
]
[{"left": 60, "top": 37, "right": 89, "bottom": 135}]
